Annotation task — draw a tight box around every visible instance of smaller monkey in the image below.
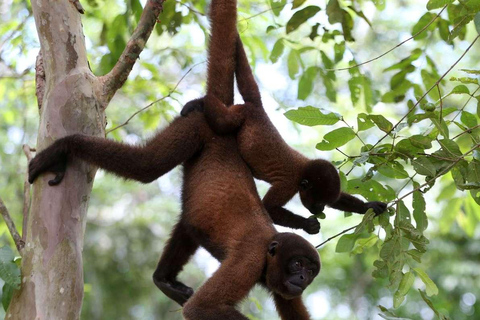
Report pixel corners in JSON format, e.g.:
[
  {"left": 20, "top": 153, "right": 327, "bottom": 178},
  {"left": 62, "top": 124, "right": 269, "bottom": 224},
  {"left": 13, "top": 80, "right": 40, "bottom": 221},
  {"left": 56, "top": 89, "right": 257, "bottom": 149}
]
[{"left": 182, "top": 36, "right": 387, "bottom": 226}]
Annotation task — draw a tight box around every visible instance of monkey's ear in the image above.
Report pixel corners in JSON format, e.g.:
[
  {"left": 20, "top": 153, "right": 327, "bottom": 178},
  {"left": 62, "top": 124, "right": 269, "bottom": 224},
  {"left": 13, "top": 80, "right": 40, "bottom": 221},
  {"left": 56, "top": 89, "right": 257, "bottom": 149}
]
[
  {"left": 268, "top": 241, "right": 279, "bottom": 257},
  {"left": 300, "top": 179, "right": 309, "bottom": 191}
]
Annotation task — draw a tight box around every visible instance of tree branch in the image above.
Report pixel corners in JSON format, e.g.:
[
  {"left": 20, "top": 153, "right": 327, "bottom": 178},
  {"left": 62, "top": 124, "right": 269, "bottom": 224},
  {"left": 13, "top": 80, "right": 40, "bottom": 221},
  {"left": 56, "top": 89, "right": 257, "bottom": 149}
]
[
  {"left": 106, "top": 61, "right": 204, "bottom": 134},
  {"left": 371, "top": 35, "right": 480, "bottom": 149},
  {"left": 100, "top": 0, "right": 166, "bottom": 105},
  {"left": 328, "top": 5, "right": 447, "bottom": 72},
  {"left": 0, "top": 197, "right": 24, "bottom": 254}
]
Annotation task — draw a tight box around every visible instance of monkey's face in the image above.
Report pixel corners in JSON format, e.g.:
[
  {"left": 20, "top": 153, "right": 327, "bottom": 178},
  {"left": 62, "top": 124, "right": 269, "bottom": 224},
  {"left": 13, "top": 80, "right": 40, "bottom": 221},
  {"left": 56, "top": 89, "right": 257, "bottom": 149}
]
[
  {"left": 299, "top": 159, "right": 341, "bottom": 215},
  {"left": 265, "top": 233, "right": 320, "bottom": 299}
]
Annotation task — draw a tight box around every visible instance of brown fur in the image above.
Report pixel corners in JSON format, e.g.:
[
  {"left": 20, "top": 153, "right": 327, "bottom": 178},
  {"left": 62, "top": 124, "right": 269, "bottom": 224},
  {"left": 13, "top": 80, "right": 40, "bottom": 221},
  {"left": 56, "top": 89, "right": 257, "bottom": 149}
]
[
  {"left": 28, "top": 0, "right": 321, "bottom": 318},
  {"left": 182, "top": 36, "right": 387, "bottom": 225}
]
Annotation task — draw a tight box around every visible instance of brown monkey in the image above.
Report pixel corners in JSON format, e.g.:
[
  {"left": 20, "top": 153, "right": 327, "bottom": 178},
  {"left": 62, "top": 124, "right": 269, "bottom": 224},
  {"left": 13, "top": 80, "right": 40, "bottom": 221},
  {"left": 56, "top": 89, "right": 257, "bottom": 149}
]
[
  {"left": 182, "top": 36, "right": 387, "bottom": 225},
  {"left": 28, "top": 1, "right": 320, "bottom": 319}
]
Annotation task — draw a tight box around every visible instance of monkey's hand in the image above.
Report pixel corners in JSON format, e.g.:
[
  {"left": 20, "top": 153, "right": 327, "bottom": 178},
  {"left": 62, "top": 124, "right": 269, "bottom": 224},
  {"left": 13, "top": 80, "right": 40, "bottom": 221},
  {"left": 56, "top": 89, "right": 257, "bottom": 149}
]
[
  {"left": 365, "top": 201, "right": 387, "bottom": 215},
  {"left": 28, "top": 145, "right": 67, "bottom": 186},
  {"left": 303, "top": 216, "right": 321, "bottom": 234},
  {"left": 180, "top": 98, "right": 205, "bottom": 117}
]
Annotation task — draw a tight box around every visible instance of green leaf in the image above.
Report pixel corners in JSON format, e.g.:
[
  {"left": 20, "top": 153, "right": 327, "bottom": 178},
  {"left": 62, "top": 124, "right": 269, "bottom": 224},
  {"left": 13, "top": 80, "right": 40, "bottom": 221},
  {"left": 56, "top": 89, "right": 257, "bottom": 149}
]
[
  {"left": 461, "top": 111, "right": 478, "bottom": 128},
  {"left": 412, "top": 13, "right": 437, "bottom": 40},
  {"left": 297, "top": 67, "right": 319, "bottom": 100},
  {"left": 368, "top": 115, "right": 393, "bottom": 133},
  {"left": 394, "top": 272, "right": 415, "bottom": 308},
  {"left": 413, "top": 182, "right": 428, "bottom": 232},
  {"left": 286, "top": 6, "right": 321, "bottom": 34},
  {"left": 418, "top": 290, "right": 447, "bottom": 319},
  {"left": 426, "top": 0, "right": 454, "bottom": 10},
  {"left": 354, "top": 209, "right": 376, "bottom": 235},
  {"left": 450, "top": 84, "right": 470, "bottom": 95},
  {"left": 379, "top": 233, "right": 402, "bottom": 261},
  {"left": 352, "top": 234, "right": 378, "bottom": 255},
  {"left": 292, "top": 0, "right": 307, "bottom": 9},
  {"left": 357, "top": 113, "right": 375, "bottom": 131},
  {"left": 0, "top": 246, "right": 21, "bottom": 289},
  {"left": 378, "top": 162, "right": 409, "bottom": 179},
  {"left": 316, "top": 127, "right": 356, "bottom": 150},
  {"left": 335, "top": 233, "right": 358, "bottom": 253},
  {"left": 407, "top": 249, "right": 424, "bottom": 263},
  {"left": 270, "top": 0, "right": 287, "bottom": 16},
  {"left": 413, "top": 268, "right": 439, "bottom": 296},
  {"left": 284, "top": 106, "right": 341, "bottom": 126},
  {"left": 2, "top": 283, "right": 14, "bottom": 311},
  {"left": 409, "top": 135, "right": 433, "bottom": 149},
  {"left": 412, "top": 157, "right": 436, "bottom": 176},
  {"left": 287, "top": 50, "right": 301, "bottom": 79},
  {"left": 270, "top": 39, "right": 285, "bottom": 63}
]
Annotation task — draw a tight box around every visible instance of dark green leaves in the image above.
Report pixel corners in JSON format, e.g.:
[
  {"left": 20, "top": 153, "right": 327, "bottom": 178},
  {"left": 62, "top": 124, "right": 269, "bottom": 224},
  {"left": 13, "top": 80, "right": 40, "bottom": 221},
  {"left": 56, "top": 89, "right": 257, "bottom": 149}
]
[
  {"left": 284, "top": 106, "right": 341, "bottom": 126},
  {"left": 0, "top": 246, "right": 21, "bottom": 311},
  {"left": 286, "top": 6, "right": 321, "bottom": 34}
]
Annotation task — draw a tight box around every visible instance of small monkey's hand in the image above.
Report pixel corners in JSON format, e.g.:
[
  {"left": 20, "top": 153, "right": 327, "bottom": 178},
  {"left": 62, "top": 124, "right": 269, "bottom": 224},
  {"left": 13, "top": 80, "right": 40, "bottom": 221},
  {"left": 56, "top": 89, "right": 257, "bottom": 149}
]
[
  {"left": 28, "top": 144, "right": 67, "bottom": 186},
  {"left": 365, "top": 201, "right": 387, "bottom": 215},
  {"left": 180, "top": 98, "right": 205, "bottom": 117},
  {"left": 303, "top": 216, "right": 321, "bottom": 234}
]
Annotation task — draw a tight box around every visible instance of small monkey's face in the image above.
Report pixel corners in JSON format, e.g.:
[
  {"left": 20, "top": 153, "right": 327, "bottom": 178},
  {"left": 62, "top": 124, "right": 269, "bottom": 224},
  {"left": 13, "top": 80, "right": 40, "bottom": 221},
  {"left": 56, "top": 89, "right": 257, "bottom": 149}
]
[
  {"left": 265, "top": 233, "right": 320, "bottom": 299},
  {"left": 299, "top": 159, "right": 341, "bottom": 216}
]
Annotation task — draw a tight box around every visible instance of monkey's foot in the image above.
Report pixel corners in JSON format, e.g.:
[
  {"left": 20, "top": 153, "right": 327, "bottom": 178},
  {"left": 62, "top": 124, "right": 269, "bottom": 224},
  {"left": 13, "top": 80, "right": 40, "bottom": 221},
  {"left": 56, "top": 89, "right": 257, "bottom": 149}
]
[{"left": 154, "top": 278, "right": 194, "bottom": 306}]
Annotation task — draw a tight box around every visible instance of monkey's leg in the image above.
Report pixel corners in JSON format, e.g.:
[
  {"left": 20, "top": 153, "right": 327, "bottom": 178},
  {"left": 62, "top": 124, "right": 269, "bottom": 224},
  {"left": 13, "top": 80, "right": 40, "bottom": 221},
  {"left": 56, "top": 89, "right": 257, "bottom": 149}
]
[
  {"left": 202, "top": 95, "right": 245, "bottom": 134},
  {"left": 273, "top": 294, "right": 311, "bottom": 320},
  {"left": 263, "top": 184, "right": 320, "bottom": 234},
  {"left": 329, "top": 192, "right": 387, "bottom": 215},
  {"left": 182, "top": 244, "right": 265, "bottom": 320},
  {"left": 153, "top": 221, "right": 199, "bottom": 306}
]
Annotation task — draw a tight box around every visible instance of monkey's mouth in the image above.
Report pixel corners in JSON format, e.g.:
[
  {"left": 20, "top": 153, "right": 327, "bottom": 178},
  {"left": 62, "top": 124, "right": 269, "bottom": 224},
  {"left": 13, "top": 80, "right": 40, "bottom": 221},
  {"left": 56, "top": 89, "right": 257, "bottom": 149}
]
[{"left": 283, "top": 281, "right": 304, "bottom": 297}]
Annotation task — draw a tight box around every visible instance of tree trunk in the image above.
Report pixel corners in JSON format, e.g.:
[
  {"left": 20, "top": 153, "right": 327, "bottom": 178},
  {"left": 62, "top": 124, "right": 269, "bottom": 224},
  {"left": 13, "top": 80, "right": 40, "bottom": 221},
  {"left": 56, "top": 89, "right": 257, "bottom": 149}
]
[{"left": 6, "top": 1, "right": 105, "bottom": 319}]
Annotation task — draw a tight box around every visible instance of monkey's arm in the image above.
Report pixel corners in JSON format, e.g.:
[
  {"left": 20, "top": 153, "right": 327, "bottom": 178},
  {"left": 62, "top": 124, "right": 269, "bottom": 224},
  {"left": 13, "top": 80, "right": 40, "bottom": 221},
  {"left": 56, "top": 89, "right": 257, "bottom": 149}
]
[
  {"left": 329, "top": 192, "right": 387, "bottom": 215},
  {"left": 273, "top": 294, "right": 311, "bottom": 320},
  {"left": 29, "top": 115, "right": 204, "bottom": 185},
  {"left": 263, "top": 185, "right": 320, "bottom": 234}
]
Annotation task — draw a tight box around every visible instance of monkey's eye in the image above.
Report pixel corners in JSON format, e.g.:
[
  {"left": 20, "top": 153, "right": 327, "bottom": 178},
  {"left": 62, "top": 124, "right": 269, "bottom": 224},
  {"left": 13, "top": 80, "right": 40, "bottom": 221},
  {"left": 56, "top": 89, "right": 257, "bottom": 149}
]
[
  {"left": 294, "top": 261, "right": 302, "bottom": 268},
  {"left": 300, "top": 179, "right": 309, "bottom": 190}
]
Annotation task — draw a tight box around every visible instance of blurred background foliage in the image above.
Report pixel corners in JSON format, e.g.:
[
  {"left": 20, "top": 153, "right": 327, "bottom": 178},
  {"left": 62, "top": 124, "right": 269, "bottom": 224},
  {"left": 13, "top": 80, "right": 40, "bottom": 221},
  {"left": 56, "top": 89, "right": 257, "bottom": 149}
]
[{"left": 1, "top": 0, "right": 480, "bottom": 319}]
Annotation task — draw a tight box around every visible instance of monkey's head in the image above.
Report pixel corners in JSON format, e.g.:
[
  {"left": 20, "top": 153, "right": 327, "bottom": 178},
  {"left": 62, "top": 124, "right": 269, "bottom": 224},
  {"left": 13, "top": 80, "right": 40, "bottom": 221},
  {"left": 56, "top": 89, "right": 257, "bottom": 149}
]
[
  {"left": 298, "top": 159, "right": 341, "bottom": 216},
  {"left": 265, "top": 233, "right": 320, "bottom": 299}
]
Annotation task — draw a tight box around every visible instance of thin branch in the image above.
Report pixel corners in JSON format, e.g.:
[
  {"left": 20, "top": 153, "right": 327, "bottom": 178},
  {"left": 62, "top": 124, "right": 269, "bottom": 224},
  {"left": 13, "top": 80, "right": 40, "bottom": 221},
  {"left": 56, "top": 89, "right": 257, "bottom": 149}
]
[
  {"left": 22, "top": 145, "right": 33, "bottom": 242},
  {"left": 451, "top": 86, "right": 480, "bottom": 122},
  {"left": 372, "top": 35, "right": 480, "bottom": 149},
  {"left": 328, "top": 5, "right": 447, "bottom": 72},
  {"left": 106, "top": 61, "right": 204, "bottom": 134},
  {"left": 452, "top": 123, "right": 480, "bottom": 140},
  {"left": 336, "top": 148, "right": 350, "bottom": 158},
  {"left": 0, "top": 197, "right": 24, "bottom": 254},
  {"left": 176, "top": 0, "right": 204, "bottom": 16},
  {"left": 316, "top": 225, "right": 357, "bottom": 248},
  {"left": 100, "top": 0, "right": 166, "bottom": 105},
  {"left": 394, "top": 142, "right": 480, "bottom": 204},
  {"left": 437, "top": 84, "right": 443, "bottom": 123},
  {"left": 239, "top": 5, "right": 284, "bottom": 22}
]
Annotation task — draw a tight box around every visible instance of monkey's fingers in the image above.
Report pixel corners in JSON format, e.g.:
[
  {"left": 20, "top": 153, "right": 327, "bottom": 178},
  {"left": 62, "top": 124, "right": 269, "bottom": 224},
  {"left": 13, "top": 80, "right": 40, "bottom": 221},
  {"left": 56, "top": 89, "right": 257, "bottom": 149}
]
[{"left": 304, "top": 216, "right": 321, "bottom": 234}]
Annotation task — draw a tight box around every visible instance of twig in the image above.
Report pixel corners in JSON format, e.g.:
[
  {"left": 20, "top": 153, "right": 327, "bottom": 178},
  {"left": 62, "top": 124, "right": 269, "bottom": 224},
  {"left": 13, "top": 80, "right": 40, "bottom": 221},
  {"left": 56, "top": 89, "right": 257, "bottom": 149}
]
[
  {"left": 175, "top": 0, "right": 204, "bottom": 16},
  {"left": 100, "top": 0, "right": 166, "bottom": 105},
  {"left": 371, "top": 35, "right": 480, "bottom": 149},
  {"left": 328, "top": 5, "right": 447, "bottom": 71},
  {"left": 394, "top": 142, "right": 480, "bottom": 204},
  {"left": 106, "top": 61, "right": 204, "bottom": 134},
  {"left": 451, "top": 86, "right": 480, "bottom": 122},
  {"left": 22, "top": 145, "right": 33, "bottom": 242},
  {"left": 452, "top": 123, "right": 480, "bottom": 140},
  {"left": 0, "top": 197, "right": 24, "bottom": 254},
  {"left": 316, "top": 225, "right": 357, "bottom": 248},
  {"left": 239, "top": 5, "right": 285, "bottom": 22},
  {"left": 336, "top": 148, "right": 350, "bottom": 158},
  {"left": 437, "top": 84, "right": 443, "bottom": 123}
]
